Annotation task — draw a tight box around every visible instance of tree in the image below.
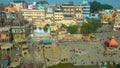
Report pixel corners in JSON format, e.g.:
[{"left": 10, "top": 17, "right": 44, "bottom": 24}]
[
  {"left": 67, "top": 25, "right": 78, "bottom": 34},
  {"left": 43, "top": 26, "right": 48, "bottom": 32},
  {"left": 46, "top": 23, "right": 50, "bottom": 27},
  {"left": 81, "top": 18, "right": 102, "bottom": 35},
  {"left": 90, "top": 1, "right": 101, "bottom": 13},
  {"left": 90, "top": 1, "right": 113, "bottom": 13}
]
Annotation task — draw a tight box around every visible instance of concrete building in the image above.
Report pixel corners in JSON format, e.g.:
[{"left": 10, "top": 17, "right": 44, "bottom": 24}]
[
  {"left": 82, "top": 0, "right": 90, "bottom": 19},
  {"left": 0, "top": 27, "right": 11, "bottom": 45},
  {"left": 99, "top": 9, "right": 116, "bottom": 25},
  {"left": 62, "top": 3, "right": 75, "bottom": 20},
  {"left": 21, "top": 2, "right": 83, "bottom": 29},
  {"left": 54, "top": 3, "right": 82, "bottom": 25},
  {"left": 21, "top": 9, "right": 45, "bottom": 27},
  {"left": 11, "top": 0, "right": 28, "bottom": 9},
  {"left": 45, "top": 5, "right": 54, "bottom": 18},
  {"left": 113, "top": 9, "right": 120, "bottom": 31},
  {"left": 11, "top": 17, "right": 31, "bottom": 43},
  {"left": 54, "top": 4, "right": 63, "bottom": 24}
]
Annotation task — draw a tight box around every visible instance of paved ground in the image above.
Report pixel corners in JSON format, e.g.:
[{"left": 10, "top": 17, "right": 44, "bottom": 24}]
[{"left": 55, "top": 26, "right": 120, "bottom": 66}]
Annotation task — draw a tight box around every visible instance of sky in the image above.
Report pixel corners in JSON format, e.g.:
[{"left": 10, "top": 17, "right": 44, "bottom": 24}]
[{"left": 0, "top": 0, "right": 120, "bottom": 8}]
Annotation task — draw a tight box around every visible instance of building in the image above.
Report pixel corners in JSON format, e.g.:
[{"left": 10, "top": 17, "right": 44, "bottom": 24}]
[
  {"left": 4, "top": 6, "right": 19, "bottom": 12},
  {"left": 62, "top": 3, "right": 75, "bottom": 20},
  {"left": 82, "top": 0, "right": 90, "bottom": 19},
  {"left": 113, "top": 9, "right": 120, "bottom": 31},
  {"left": 11, "top": 16, "right": 31, "bottom": 43},
  {"left": 0, "top": 12, "right": 12, "bottom": 45},
  {"left": 21, "top": 2, "right": 83, "bottom": 29},
  {"left": 54, "top": 3, "right": 82, "bottom": 26},
  {"left": 99, "top": 9, "right": 115, "bottom": 25},
  {"left": 0, "top": 27, "right": 11, "bottom": 45},
  {"left": 12, "top": 0, "right": 28, "bottom": 9},
  {"left": 54, "top": 4, "right": 63, "bottom": 24},
  {"left": 21, "top": 9, "right": 45, "bottom": 27},
  {"left": 45, "top": 5, "right": 54, "bottom": 18}
]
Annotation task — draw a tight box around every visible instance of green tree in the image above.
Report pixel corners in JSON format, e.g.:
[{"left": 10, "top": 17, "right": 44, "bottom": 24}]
[
  {"left": 81, "top": 18, "right": 102, "bottom": 35},
  {"left": 90, "top": 1, "right": 113, "bottom": 13},
  {"left": 46, "top": 23, "right": 50, "bottom": 27},
  {"left": 67, "top": 25, "right": 78, "bottom": 34},
  {"left": 43, "top": 26, "right": 48, "bottom": 32}
]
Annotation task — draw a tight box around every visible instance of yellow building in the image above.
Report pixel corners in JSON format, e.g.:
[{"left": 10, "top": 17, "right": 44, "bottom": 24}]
[
  {"left": 21, "top": 3, "right": 83, "bottom": 30},
  {"left": 54, "top": 3, "right": 82, "bottom": 27},
  {"left": 21, "top": 9, "right": 45, "bottom": 28},
  {"left": 113, "top": 9, "right": 120, "bottom": 31},
  {"left": 75, "top": 5, "right": 82, "bottom": 19},
  {"left": 0, "top": 27, "right": 11, "bottom": 45},
  {"left": 99, "top": 11, "right": 116, "bottom": 24}
]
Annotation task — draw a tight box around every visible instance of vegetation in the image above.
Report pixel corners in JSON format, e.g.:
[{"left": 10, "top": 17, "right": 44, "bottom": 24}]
[
  {"left": 43, "top": 24, "right": 49, "bottom": 32},
  {"left": 81, "top": 18, "right": 102, "bottom": 35},
  {"left": 61, "top": 24, "right": 67, "bottom": 28},
  {"left": 46, "top": 23, "right": 50, "bottom": 27},
  {"left": 67, "top": 25, "right": 78, "bottom": 34},
  {"left": 39, "top": 27, "right": 42, "bottom": 30},
  {"left": 90, "top": 1, "right": 113, "bottom": 13}
]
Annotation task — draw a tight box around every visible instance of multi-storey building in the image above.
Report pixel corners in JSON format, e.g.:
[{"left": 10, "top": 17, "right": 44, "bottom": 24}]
[
  {"left": 21, "top": 9, "right": 45, "bottom": 27},
  {"left": 82, "top": 0, "right": 90, "bottom": 19},
  {"left": 11, "top": 17, "right": 31, "bottom": 43},
  {"left": 45, "top": 5, "right": 54, "bottom": 18},
  {"left": 0, "top": 12, "right": 12, "bottom": 45},
  {"left": 54, "top": 4, "right": 63, "bottom": 24},
  {"left": 99, "top": 9, "right": 115, "bottom": 25},
  {"left": 62, "top": 3, "right": 75, "bottom": 20},
  {"left": 12, "top": 0, "right": 28, "bottom": 9},
  {"left": 54, "top": 3, "right": 82, "bottom": 25},
  {"left": 21, "top": 2, "right": 83, "bottom": 29},
  {"left": 0, "top": 10, "right": 31, "bottom": 44},
  {"left": 113, "top": 9, "right": 120, "bottom": 31},
  {"left": 0, "top": 27, "right": 11, "bottom": 45}
]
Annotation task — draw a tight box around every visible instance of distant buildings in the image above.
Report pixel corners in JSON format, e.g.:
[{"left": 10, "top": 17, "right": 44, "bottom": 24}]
[
  {"left": 20, "top": 2, "right": 83, "bottom": 28},
  {"left": 0, "top": 11, "right": 31, "bottom": 44}
]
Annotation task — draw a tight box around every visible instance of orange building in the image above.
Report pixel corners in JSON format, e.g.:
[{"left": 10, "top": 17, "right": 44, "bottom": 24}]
[{"left": 4, "top": 7, "right": 19, "bottom": 12}]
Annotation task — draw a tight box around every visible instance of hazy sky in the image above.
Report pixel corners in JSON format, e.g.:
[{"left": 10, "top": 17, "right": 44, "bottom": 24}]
[{"left": 0, "top": 0, "right": 120, "bottom": 8}]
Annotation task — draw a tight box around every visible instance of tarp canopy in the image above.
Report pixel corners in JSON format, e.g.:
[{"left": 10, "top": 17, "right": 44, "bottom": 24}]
[
  {"left": 42, "top": 40, "right": 52, "bottom": 44},
  {"left": 1, "top": 60, "right": 9, "bottom": 65},
  {"left": 105, "top": 36, "right": 119, "bottom": 47}
]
